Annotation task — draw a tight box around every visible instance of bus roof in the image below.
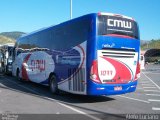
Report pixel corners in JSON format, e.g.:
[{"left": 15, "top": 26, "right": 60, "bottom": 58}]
[
  {"left": 19, "top": 12, "right": 135, "bottom": 39},
  {"left": 98, "top": 12, "right": 134, "bottom": 20},
  {"left": 19, "top": 13, "right": 95, "bottom": 39}
]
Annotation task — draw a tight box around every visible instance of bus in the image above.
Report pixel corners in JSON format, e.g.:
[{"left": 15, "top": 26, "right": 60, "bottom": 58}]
[
  {"left": 12, "top": 13, "right": 140, "bottom": 95},
  {"left": 0, "top": 44, "right": 14, "bottom": 74}
]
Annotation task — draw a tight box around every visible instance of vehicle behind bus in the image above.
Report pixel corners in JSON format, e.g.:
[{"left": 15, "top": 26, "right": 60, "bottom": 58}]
[
  {"left": 140, "top": 54, "right": 145, "bottom": 70},
  {"left": 0, "top": 44, "right": 14, "bottom": 75}
]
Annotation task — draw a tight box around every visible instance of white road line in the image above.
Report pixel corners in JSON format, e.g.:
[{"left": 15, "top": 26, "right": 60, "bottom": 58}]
[
  {"left": 143, "top": 87, "right": 157, "bottom": 89},
  {"left": 144, "top": 90, "right": 160, "bottom": 92},
  {"left": 146, "top": 94, "right": 160, "bottom": 97},
  {"left": 140, "top": 80, "right": 150, "bottom": 82},
  {"left": 148, "top": 99, "right": 160, "bottom": 102},
  {"left": 136, "top": 88, "right": 143, "bottom": 90},
  {"left": 149, "top": 73, "right": 160, "bottom": 75},
  {"left": 3, "top": 77, "right": 100, "bottom": 120},
  {"left": 139, "top": 81, "right": 151, "bottom": 84},
  {"left": 142, "top": 72, "right": 160, "bottom": 90},
  {"left": 57, "top": 102, "right": 101, "bottom": 120},
  {"left": 44, "top": 97, "right": 101, "bottom": 120},
  {"left": 141, "top": 84, "right": 155, "bottom": 86},
  {"left": 152, "top": 107, "right": 160, "bottom": 111},
  {"left": 117, "top": 95, "right": 150, "bottom": 103}
]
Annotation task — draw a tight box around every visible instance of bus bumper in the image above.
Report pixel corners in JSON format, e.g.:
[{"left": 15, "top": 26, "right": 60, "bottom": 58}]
[{"left": 87, "top": 80, "right": 138, "bottom": 96}]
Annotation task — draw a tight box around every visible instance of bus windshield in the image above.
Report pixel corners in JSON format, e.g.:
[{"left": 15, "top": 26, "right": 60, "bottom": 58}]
[{"left": 98, "top": 15, "right": 139, "bottom": 39}]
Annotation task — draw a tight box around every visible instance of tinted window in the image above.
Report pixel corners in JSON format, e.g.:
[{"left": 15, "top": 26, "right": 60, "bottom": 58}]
[
  {"left": 18, "top": 18, "right": 91, "bottom": 51},
  {"left": 98, "top": 15, "right": 139, "bottom": 39},
  {"left": 52, "top": 18, "right": 91, "bottom": 50}
]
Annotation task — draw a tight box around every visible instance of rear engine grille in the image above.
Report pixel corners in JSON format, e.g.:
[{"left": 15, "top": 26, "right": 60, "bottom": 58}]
[
  {"left": 101, "top": 49, "right": 136, "bottom": 58},
  {"left": 68, "top": 68, "right": 85, "bottom": 92}
]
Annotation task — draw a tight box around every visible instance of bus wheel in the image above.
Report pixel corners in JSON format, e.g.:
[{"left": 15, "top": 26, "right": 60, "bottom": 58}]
[
  {"left": 16, "top": 69, "right": 22, "bottom": 81},
  {"left": 49, "top": 75, "right": 59, "bottom": 94}
]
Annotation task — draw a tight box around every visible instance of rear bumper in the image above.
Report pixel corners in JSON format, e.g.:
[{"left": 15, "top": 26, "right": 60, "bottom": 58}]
[{"left": 87, "top": 80, "right": 138, "bottom": 96}]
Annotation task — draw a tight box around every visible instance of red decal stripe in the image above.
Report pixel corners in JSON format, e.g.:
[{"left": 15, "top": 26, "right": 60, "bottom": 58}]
[
  {"left": 22, "top": 54, "right": 31, "bottom": 81},
  {"left": 101, "top": 57, "right": 132, "bottom": 84}
]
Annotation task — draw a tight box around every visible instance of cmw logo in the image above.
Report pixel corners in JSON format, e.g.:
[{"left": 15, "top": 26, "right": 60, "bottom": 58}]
[{"left": 107, "top": 19, "right": 132, "bottom": 29}]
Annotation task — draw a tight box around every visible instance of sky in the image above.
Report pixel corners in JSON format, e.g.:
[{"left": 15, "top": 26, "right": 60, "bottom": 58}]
[{"left": 0, "top": 0, "right": 160, "bottom": 40}]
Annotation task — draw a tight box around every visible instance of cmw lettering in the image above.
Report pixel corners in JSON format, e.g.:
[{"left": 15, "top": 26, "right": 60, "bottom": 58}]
[
  {"left": 30, "top": 60, "right": 45, "bottom": 72},
  {"left": 107, "top": 19, "right": 132, "bottom": 29}
]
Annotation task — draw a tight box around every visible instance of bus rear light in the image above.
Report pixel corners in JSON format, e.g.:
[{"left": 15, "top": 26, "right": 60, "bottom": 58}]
[
  {"left": 90, "top": 60, "right": 101, "bottom": 83},
  {"left": 134, "top": 62, "right": 140, "bottom": 80}
]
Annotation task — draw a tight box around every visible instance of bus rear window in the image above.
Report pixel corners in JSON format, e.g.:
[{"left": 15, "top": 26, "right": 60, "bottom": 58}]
[{"left": 98, "top": 15, "right": 139, "bottom": 39}]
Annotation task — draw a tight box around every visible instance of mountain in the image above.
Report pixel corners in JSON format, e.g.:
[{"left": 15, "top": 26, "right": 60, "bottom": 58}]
[
  {"left": 140, "top": 40, "right": 150, "bottom": 46},
  {"left": 0, "top": 31, "right": 25, "bottom": 40},
  {"left": 141, "top": 39, "right": 160, "bottom": 50},
  {"left": 0, "top": 35, "right": 15, "bottom": 45}
]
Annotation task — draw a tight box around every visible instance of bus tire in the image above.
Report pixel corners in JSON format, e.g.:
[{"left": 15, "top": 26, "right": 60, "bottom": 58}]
[
  {"left": 16, "top": 69, "right": 22, "bottom": 81},
  {"left": 49, "top": 75, "right": 59, "bottom": 94}
]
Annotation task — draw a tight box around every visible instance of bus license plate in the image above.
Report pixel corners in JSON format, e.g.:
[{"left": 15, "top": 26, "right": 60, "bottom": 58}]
[{"left": 114, "top": 86, "right": 122, "bottom": 91}]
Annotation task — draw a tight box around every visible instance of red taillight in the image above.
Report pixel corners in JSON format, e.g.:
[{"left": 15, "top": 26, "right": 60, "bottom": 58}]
[
  {"left": 90, "top": 60, "right": 101, "bottom": 83},
  {"left": 134, "top": 62, "right": 140, "bottom": 80}
]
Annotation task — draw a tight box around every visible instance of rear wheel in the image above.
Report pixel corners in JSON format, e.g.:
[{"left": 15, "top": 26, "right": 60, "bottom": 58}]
[
  {"left": 16, "top": 69, "right": 22, "bottom": 81},
  {"left": 49, "top": 75, "right": 59, "bottom": 94}
]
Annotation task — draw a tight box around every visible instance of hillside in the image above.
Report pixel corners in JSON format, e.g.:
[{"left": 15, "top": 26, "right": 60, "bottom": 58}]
[
  {"left": 141, "top": 39, "right": 160, "bottom": 50},
  {"left": 0, "top": 35, "right": 15, "bottom": 45},
  {"left": 0, "top": 31, "right": 25, "bottom": 40}
]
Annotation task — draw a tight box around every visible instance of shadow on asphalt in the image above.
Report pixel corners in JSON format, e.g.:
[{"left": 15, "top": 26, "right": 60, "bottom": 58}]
[
  {"left": 0, "top": 74, "right": 115, "bottom": 104},
  {"left": 0, "top": 74, "right": 126, "bottom": 119}
]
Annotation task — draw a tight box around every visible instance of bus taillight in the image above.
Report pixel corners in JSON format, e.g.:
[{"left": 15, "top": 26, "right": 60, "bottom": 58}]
[
  {"left": 90, "top": 60, "right": 101, "bottom": 83},
  {"left": 134, "top": 62, "right": 140, "bottom": 80}
]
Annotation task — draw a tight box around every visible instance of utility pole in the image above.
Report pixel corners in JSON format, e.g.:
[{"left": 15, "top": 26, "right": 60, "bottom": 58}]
[{"left": 70, "top": 0, "right": 72, "bottom": 19}]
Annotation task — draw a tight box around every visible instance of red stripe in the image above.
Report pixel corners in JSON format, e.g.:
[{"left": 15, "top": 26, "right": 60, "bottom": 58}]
[
  {"left": 104, "top": 34, "right": 135, "bottom": 39},
  {"left": 22, "top": 53, "right": 31, "bottom": 81},
  {"left": 101, "top": 57, "right": 132, "bottom": 84}
]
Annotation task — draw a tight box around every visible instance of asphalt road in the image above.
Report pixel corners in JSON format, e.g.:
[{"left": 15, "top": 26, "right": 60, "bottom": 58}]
[{"left": 0, "top": 64, "right": 160, "bottom": 120}]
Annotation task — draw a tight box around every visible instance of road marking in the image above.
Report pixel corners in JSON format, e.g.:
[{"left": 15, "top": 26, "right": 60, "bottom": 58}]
[
  {"left": 149, "top": 73, "right": 160, "bottom": 75},
  {"left": 136, "top": 88, "right": 143, "bottom": 90},
  {"left": 152, "top": 107, "right": 160, "bottom": 111},
  {"left": 57, "top": 101, "right": 101, "bottom": 120},
  {"left": 146, "top": 94, "right": 160, "bottom": 97},
  {"left": 148, "top": 99, "right": 160, "bottom": 102},
  {"left": 0, "top": 83, "right": 6, "bottom": 87},
  {"left": 143, "top": 87, "right": 157, "bottom": 89},
  {"left": 143, "top": 71, "right": 160, "bottom": 74},
  {"left": 141, "top": 84, "right": 155, "bottom": 86},
  {"left": 44, "top": 96, "right": 101, "bottom": 120},
  {"left": 3, "top": 77, "right": 101, "bottom": 120},
  {"left": 142, "top": 72, "right": 160, "bottom": 90},
  {"left": 139, "top": 81, "right": 151, "bottom": 84},
  {"left": 56, "top": 112, "right": 60, "bottom": 114},
  {"left": 144, "top": 90, "right": 160, "bottom": 92},
  {"left": 117, "top": 95, "right": 150, "bottom": 103}
]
